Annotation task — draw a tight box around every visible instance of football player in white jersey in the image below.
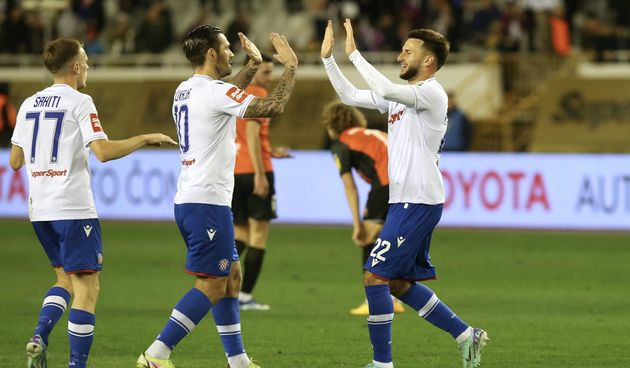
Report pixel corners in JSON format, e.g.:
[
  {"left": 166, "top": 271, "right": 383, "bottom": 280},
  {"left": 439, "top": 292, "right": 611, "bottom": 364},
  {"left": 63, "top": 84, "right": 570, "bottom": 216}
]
[
  {"left": 9, "top": 38, "right": 176, "bottom": 368},
  {"left": 321, "top": 20, "right": 489, "bottom": 368},
  {"left": 136, "top": 26, "right": 297, "bottom": 368}
]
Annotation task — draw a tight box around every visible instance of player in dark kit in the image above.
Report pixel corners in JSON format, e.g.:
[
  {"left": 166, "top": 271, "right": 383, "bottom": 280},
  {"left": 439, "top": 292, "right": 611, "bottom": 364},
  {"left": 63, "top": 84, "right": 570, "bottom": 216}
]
[{"left": 322, "top": 101, "right": 404, "bottom": 316}]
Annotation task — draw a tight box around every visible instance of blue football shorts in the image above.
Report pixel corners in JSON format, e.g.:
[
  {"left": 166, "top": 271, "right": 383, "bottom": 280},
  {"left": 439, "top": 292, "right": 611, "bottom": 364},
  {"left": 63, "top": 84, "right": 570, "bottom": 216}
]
[
  {"left": 174, "top": 203, "right": 239, "bottom": 278},
  {"left": 32, "top": 219, "right": 103, "bottom": 274},
  {"left": 364, "top": 203, "right": 443, "bottom": 281}
]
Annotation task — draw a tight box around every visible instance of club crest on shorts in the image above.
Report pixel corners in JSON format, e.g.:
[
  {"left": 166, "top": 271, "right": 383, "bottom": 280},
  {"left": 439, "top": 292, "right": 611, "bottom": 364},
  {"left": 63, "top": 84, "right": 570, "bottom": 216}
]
[{"left": 218, "top": 258, "right": 230, "bottom": 271}]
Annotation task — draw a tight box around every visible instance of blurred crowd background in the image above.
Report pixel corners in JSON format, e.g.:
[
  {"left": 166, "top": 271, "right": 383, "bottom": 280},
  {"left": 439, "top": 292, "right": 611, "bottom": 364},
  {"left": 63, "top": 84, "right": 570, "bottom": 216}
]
[
  {"left": 1, "top": 0, "right": 629, "bottom": 61},
  {"left": 0, "top": 0, "right": 629, "bottom": 152}
]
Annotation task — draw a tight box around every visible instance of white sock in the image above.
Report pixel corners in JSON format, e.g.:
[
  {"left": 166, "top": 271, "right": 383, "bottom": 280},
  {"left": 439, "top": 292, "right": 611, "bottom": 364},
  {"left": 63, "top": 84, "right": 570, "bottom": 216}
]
[
  {"left": 455, "top": 326, "right": 474, "bottom": 344},
  {"left": 228, "top": 352, "right": 250, "bottom": 368},
  {"left": 239, "top": 292, "right": 252, "bottom": 303},
  {"left": 146, "top": 340, "right": 171, "bottom": 359},
  {"left": 373, "top": 360, "right": 394, "bottom": 368}
]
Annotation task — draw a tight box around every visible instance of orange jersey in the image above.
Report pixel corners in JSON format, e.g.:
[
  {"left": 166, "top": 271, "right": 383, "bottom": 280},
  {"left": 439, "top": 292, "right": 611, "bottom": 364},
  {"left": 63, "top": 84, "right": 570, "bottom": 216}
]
[
  {"left": 331, "top": 127, "right": 389, "bottom": 187},
  {"left": 234, "top": 85, "right": 273, "bottom": 174}
]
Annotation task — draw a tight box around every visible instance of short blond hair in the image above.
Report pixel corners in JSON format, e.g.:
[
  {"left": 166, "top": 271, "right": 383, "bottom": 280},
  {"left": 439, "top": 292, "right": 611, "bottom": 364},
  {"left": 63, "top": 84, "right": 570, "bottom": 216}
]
[{"left": 322, "top": 101, "right": 367, "bottom": 135}]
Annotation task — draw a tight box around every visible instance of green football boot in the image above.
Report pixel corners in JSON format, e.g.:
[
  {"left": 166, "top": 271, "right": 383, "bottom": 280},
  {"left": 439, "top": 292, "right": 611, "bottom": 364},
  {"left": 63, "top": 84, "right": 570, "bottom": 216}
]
[
  {"left": 136, "top": 352, "right": 175, "bottom": 368},
  {"left": 458, "top": 328, "right": 489, "bottom": 368}
]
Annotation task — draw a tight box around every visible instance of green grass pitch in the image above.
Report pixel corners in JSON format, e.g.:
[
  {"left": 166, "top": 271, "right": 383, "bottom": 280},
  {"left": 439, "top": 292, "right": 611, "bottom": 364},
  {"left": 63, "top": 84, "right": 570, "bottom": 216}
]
[{"left": 1, "top": 220, "right": 629, "bottom": 367}]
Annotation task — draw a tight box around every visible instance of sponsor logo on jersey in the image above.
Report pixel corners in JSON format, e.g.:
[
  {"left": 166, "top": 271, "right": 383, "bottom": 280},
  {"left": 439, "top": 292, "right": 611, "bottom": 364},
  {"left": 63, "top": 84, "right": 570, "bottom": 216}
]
[
  {"left": 226, "top": 86, "right": 249, "bottom": 103},
  {"left": 90, "top": 113, "right": 102, "bottom": 132},
  {"left": 181, "top": 158, "right": 196, "bottom": 167},
  {"left": 83, "top": 225, "right": 93, "bottom": 237},
  {"left": 388, "top": 110, "right": 404, "bottom": 124},
  {"left": 207, "top": 228, "right": 217, "bottom": 241},
  {"left": 396, "top": 236, "right": 406, "bottom": 247},
  {"left": 97, "top": 253, "right": 103, "bottom": 264},
  {"left": 218, "top": 258, "right": 230, "bottom": 271},
  {"left": 31, "top": 169, "right": 68, "bottom": 178}
]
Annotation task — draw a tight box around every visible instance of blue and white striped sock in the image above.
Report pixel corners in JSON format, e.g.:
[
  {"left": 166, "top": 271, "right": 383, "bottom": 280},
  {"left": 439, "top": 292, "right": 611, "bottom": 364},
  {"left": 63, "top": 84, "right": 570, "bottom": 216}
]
[
  {"left": 212, "top": 297, "right": 249, "bottom": 367},
  {"left": 399, "top": 282, "right": 470, "bottom": 341},
  {"left": 68, "top": 308, "right": 95, "bottom": 368},
  {"left": 365, "top": 284, "right": 394, "bottom": 367},
  {"left": 147, "top": 288, "right": 213, "bottom": 359},
  {"left": 35, "top": 286, "right": 71, "bottom": 346}
]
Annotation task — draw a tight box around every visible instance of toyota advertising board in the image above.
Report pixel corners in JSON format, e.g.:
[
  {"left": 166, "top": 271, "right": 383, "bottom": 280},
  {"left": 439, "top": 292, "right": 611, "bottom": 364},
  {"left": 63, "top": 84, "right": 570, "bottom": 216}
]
[{"left": 0, "top": 150, "right": 628, "bottom": 230}]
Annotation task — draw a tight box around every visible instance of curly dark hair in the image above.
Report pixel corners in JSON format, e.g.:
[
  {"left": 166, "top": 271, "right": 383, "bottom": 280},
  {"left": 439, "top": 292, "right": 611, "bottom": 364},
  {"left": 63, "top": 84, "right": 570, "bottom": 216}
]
[{"left": 322, "top": 101, "right": 367, "bottom": 135}]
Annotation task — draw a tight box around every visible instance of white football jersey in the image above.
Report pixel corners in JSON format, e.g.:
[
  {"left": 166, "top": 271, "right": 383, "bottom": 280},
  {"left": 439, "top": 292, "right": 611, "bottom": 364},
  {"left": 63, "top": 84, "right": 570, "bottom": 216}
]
[
  {"left": 173, "top": 74, "right": 255, "bottom": 206},
  {"left": 11, "top": 84, "right": 108, "bottom": 221},
  {"left": 383, "top": 78, "right": 448, "bottom": 204}
]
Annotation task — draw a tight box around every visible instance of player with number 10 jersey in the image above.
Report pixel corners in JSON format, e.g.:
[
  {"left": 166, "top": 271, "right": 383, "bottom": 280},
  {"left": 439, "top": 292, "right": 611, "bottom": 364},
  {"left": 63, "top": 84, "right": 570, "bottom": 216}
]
[{"left": 136, "top": 26, "right": 298, "bottom": 368}]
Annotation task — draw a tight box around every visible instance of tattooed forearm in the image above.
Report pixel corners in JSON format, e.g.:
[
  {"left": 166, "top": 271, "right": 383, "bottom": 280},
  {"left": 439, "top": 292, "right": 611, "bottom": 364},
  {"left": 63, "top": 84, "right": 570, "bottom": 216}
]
[
  {"left": 229, "top": 61, "right": 259, "bottom": 89},
  {"left": 244, "top": 65, "right": 296, "bottom": 118}
]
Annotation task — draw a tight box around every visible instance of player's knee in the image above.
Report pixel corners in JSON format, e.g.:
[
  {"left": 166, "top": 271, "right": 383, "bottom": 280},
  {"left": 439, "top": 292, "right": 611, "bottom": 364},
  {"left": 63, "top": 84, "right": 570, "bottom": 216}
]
[
  {"left": 225, "top": 268, "right": 242, "bottom": 296},
  {"left": 208, "top": 287, "right": 227, "bottom": 305},
  {"left": 363, "top": 271, "right": 387, "bottom": 287},
  {"left": 248, "top": 242, "right": 266, "bottom": 250},
  {"left": 195, "top": 278, "right": 228, "bottom": 304},
  {"left": 388, "top": 280, "right": 411, "bottom": 297},
  {"left": 57, "top": 280, "right": 74, "bottom": 295}
]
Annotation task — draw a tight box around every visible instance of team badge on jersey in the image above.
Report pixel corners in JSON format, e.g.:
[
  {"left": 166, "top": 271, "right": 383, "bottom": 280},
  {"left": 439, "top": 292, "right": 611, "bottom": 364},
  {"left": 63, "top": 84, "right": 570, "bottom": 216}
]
[
  {"left": 218, "top": 258, "right": 230, "bottom": 271},
  {"left": 226, "top": 86, "right": 249, "bottom": 103},
  {"left": 90, "top": 113, "right": 102, "bottom": 132}
]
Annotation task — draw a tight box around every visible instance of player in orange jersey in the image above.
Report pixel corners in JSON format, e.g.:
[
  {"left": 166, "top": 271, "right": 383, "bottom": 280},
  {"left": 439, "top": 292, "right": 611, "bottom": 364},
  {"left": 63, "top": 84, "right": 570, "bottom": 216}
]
[{"left": 233, "top": 54, "right": 290, "bottom": 311}]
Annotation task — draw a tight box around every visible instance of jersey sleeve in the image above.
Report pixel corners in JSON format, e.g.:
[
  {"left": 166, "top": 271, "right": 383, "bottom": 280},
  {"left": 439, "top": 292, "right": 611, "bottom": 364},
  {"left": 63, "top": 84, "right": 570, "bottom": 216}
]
[
  {"left": 330, "top": 140, "right": 352, "bottom": 176},
  {"left": 10, "top": 101, "right": 28, "bottom": 147},
  {"left": 75, "top": 96, "right": 108, "bottom": 146},
  {"left": 212, "top": 82, "right": 256, "bottom": 118},
  {"left": 322, "top": 55, "right": 389, "bottom": 113},
  {"left": 411, "top": 81, "right": 443, "bottom": 110}
]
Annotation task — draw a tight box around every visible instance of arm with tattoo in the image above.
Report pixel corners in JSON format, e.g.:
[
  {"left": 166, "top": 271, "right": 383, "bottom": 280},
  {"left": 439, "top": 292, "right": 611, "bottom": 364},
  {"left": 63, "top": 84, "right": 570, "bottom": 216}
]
[
  {"left": 228, "top": 32, "right": 262, "bottom": 89},
  {"left": 243, "top": 32, "right": 298, "bottom": 118},
  {"left": 229, "top": 60, "right": 260, "bottom": 89},
  {"left": 243, "top": 65, "right": 296, "bottom": 117}
]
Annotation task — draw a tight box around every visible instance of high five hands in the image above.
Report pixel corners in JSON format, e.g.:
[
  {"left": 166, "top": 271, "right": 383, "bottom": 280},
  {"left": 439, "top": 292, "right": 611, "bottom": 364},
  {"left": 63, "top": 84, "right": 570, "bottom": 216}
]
[
  {"left": 320, "top": 18, "right": 357, "bottom": 58},
  {"left": 270, "top": 32, "right": 298, "bottom": 68},
  {"left": 343, "top": 18, "right": 357, "bottom": 56},
  {"left": 238, "top": 32, "right": 262, "bottom": 65}
]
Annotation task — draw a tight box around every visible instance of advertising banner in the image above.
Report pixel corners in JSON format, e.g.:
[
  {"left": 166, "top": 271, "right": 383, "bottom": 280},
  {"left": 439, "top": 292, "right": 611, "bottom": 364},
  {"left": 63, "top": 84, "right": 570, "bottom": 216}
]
[
  {"left": 532, "top": 78, "right": 630, "bottom": 153},
  {"left": 1, "top": 150, "right": 629, "bottom": 230}
]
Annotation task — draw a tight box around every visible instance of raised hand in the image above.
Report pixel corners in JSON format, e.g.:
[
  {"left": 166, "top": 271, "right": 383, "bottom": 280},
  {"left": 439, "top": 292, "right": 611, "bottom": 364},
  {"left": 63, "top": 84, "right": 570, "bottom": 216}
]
[
  {"left": 145, "top": 133, "right": 177, "bottom": 146},
  {"left": 343, "top": 18, "right": 357, "bottom": 56},
  {"left": 321, "top": 19, "right": 335, "bottom": 58},
  {"left": 270, "top": 32, "right": 298, "bottom": 68},
  {"left": 238, "top": 32, "right": 262, "bottom": 64}
]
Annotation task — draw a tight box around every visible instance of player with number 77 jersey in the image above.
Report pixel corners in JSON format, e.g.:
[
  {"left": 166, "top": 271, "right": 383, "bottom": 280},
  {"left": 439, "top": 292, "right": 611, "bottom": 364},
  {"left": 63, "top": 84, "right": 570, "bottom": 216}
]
[{"left": 9, "top": 38, "right": 176, "bottom": 368}]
